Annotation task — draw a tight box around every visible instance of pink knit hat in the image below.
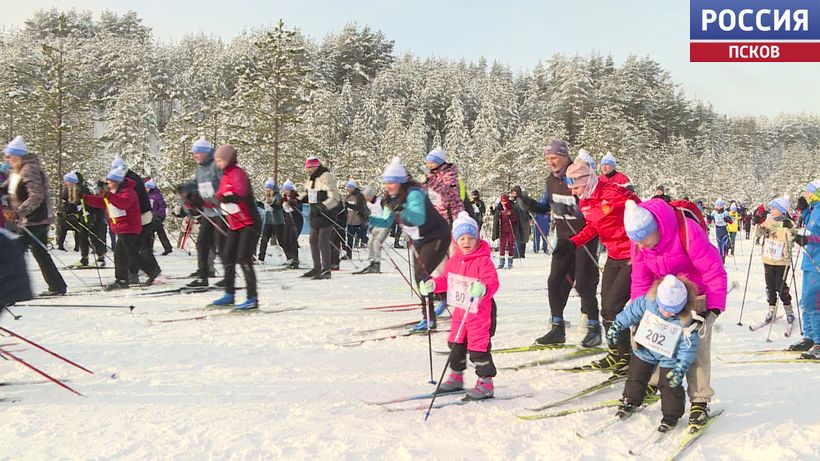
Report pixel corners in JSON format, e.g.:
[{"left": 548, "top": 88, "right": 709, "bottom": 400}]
[{"left": 305, "top": 156, "right": 321, "bottom": 168}]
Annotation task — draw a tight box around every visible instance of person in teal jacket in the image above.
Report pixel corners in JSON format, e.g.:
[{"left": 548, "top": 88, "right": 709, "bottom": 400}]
[
  {"left": 369, "top": 157, "right": 451, "bottom": 331},
  {"left": 791, "top": 179, "right": 820, "bottom": 358}
]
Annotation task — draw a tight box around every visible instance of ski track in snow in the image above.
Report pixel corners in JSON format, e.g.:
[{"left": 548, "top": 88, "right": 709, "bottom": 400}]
[{"left": 1, "top": 236, "right": 818, "bottom": 460}]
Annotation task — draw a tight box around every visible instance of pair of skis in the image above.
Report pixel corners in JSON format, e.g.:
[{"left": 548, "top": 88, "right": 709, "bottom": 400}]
[
  {"left": 148, "top": 306, "right": 306, "bottom": 324},
  {"left": 626, "top": 409, "right": 726, "bottom": 460},
  {"left": 367, "top": 388, "right": 533, "bottom": 412}
]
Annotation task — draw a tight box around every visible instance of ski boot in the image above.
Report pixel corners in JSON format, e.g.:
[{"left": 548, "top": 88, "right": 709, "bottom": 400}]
[
  {"left": 800, "top": 345, "right": 820, "bottom": 360},
  {"left": 128, "top": 273, "right": 140, "bottom": 285},
  {"left": 146, "top": 270, "right": 161, "bottom": 286},
  {"left": 411, "top": 318, "right": 436, "bottom": 332},
  {"left": 434, "top": 300, "right": 448, "bottom": 317},
  {"left": 97, "top": 256, "right": 106, "bottom": 267},
  {"left": 764, "top": 305, "right": 777, "bottom": 323},
  {"left": 301, "top": 268, "right": 319, "bottom": 278},
  {"left": 186, "top": 277, "right": 209, "bottom": 288},
  {"left": 497, "top": 258, "right": 505, "bottom": 269},
  {"left": 70, "top": 259, "right": 89, "bottom": 268},
  {"left": 535, "top": 318, "right": 566, "bottom": 345},
  {"left": 288, "top": 259, "right": 300, "bottom": 270},
  {"left": 233, "top": 298, "right": 258, "bottom": 311},
  {"left": 438, "top": 370, "right": 464, "bottom": 393},
  {"left": 215, "top": 279, "right": 226, "bottom": 288},
  {"left": 688, "top": 402, "right": 709, "bottom": 428},
  {"left": 658, "top": 416, "right": 679, "bottom": 433},
  {"left": 210, "top": 293, "right": 235, "bottom": 307},
  {"left": 787, "top": 337, "right": 815, "bottom": 351},
  {"left": 354, "top": 261, "right": 380, "bottom": 274},
  {"left": 580, "top": 320, "right": 602, "bottom": 347},
  {"left": 587, "top": 347, "right": 620, "bottom": 370},
  {"left": 464, "top": 376, "right": 494, "bottom": 400},
  {"left": 38, "top": 288, "right": 67, "bottom": 297},
  {"left": 615, "top": 401, "right": 638, "bottom": 419},
  {"left": 313, "top": 270, "right": 331, "bottom": 280},
  {"left": 104, "top": 281, "right": 129, "bottom": 291},
  {"left": 506, "top": 257, "right": 513, "bottom": 269}
]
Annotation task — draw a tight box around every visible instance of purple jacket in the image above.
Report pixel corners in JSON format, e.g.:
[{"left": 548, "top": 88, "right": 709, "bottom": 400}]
[
  {"left": 630, "top": 199, "right": 727, "bottom": 311},
  {"left": 148, "top": 188, "right": 167, "bottom": 221}
]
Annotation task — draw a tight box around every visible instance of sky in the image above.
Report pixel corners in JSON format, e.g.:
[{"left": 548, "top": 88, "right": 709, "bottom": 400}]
[{"left": 4, "top": 0, "right": 820, "bottom": 117}]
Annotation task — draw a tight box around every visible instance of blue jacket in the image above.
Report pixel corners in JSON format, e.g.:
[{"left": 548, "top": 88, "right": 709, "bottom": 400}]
[
  {"left": 803, "top": 202, "right": 820, "bottom": 273},
  {"left": 614, "top": 295, "right": 699, "bottom": 371}
]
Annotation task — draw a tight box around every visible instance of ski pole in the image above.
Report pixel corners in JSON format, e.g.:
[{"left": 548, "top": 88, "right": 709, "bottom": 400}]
[
  {"left": 790, "top": 242, "right": 804, "bottom": 336},
  {"left": 380, "top": 242, "right": 423, "bottom": 301},
  {"left": 67, "top": 218, "right": 117, "bottom": 266},
  {"left": 559, "top": 217, "right": 603, "bottom": 272},
  {"left": 737, "top": 233, "right": 761, "bottom": 326},
  {"left": 64, "top": 217, "right": 105, "bottom": 287},
  {"left": 2, "top": 306, "right": 22, "bottom": 320},
  {"left": 12, "top": 303, "right": 135, "bottom": 311},
  {"left": 0, "top": 347, "right": 83, "bottom": 396},
  {"left": 426, "top": 292, "right": 435, "bottom": 385},
  {"left": 407, "top": 245, "right": 413, "bottom": 301},
  {"left": 0, "top": 326, "right": 94, "bottom": 375},
  {"left": 17, "top": 225, "right": 91, "bottom": 287},
  {"left": 425, "top": 296, "right": 476, "bottom": 421}
]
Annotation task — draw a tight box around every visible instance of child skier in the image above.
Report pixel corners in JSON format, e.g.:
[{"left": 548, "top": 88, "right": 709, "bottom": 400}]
[
  {"left": 607, "top": 274, "right": 701, "bottom": 432},
  {"left": 419, "top": 211, "right": 500, "bottom": 400},
  {"left": 754, "top": 196, "right": 796, "bottom": 327},
  {"left": 492, "top": 194, "right": 518, "bottom": 269},
  {"left": 727, "top": 202, "right": 740, "bottom": 255}
]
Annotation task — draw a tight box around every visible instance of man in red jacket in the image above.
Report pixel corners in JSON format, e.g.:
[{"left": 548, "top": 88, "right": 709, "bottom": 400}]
[
  {"left": 597, "top": 152, "right": 633, "bottom": 191},
  {"left": 83, "top": 166, "right": 145, "bottom": 290},
  {"left": 556, "top": 157, "right": 641, "bottom": 372}
]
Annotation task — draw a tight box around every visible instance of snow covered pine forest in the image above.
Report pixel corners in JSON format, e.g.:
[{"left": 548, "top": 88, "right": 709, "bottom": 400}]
[{"left": 1, "top": 8, "right": 819, "bottom": 461}]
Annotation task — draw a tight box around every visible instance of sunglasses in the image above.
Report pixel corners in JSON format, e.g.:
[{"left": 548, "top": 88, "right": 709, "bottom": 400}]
[{"left": 564, "top": 175, "right": 589, "bottom": 186}]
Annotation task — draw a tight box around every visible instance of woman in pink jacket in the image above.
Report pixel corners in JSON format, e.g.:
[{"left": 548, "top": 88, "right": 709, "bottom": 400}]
[
  {"left": 624, "top": 197, "right": 727, "bottom": 428},
  {"left": 419, "top": 211, "right": 500, "bottom": 400}
]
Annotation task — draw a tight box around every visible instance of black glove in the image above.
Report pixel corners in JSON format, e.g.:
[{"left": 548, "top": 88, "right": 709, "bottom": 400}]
[
  {"left": 220, "top": 194, "right": 242, "bottom": 204},
  {"left": 782, "top": 219, "right": 794, "bottom": 229},
  {"left": 552, "top": 239, "right": 576, "bottom": 258},
  {"left": 794, "top": 234, "right": 808, "bottom": 247}
]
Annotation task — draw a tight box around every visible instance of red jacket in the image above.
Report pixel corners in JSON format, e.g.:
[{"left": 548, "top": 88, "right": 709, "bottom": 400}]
[
  {"left": 83, "top": 178, "right": 142, "bottom": 235},
  {"left": 216, "top": 164, "right": 254, "bottom": 231},
  {"left": 598, "top": 170, "right": 632, "bottom": 189},
  {"left": 570, "top": 181, "right": 640, "bottom": 260}
]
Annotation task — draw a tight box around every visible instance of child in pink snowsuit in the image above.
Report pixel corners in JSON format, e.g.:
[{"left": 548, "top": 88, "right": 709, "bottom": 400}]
[{"left": 419, "top": 211, "right": 500, "bottom": 400}]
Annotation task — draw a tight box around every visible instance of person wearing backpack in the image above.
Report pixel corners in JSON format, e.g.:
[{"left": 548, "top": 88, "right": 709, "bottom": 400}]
[{"left": 624, "top": 197, "right": 726, "bottom": 427}]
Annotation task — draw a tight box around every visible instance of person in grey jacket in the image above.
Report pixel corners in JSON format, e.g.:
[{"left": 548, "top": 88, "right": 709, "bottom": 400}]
[{"left": 258, "top": 179, "right": 285, "bottom": 262}]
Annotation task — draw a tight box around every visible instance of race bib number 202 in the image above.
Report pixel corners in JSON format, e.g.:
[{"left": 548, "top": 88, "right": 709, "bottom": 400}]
[{"left": 634, "top": 310, "right": 683, "bottom": 358}]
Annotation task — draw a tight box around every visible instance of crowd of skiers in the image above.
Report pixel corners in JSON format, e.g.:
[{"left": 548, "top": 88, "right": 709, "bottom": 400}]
[{"left": 2, "top": 132, "right": 820, "bottom": 427}]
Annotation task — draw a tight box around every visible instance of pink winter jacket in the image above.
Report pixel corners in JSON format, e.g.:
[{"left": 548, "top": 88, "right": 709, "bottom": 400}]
[
  {"left": 432, "top": 239, "right": 499, "bottom": 351},
  {"left": 630, "top": 199, "right": 727, "bottom": 312}
]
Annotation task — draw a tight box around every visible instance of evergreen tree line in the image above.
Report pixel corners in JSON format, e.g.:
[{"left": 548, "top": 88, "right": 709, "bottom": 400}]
[{"left": 1, "top": 8, "right": 817, "bottom": 206}]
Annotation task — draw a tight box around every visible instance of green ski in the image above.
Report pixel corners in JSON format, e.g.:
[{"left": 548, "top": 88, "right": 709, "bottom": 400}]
[
  {"left": 501, "top": 347, "right": 606, "bottom": 371},
  {"left": 666, "top": 409, "right": 725, "bottom": 460},
  {"left": 525, "top": 375, "right": 626, "bottom": 412}
]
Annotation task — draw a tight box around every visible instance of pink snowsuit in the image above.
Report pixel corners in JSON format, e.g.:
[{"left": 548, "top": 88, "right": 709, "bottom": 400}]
[
  {"left": 432, "top": 239, "right": 500, "bottom": 351},
  {"left": 630, "top": 199, "right": 727, "bottom": 311}
]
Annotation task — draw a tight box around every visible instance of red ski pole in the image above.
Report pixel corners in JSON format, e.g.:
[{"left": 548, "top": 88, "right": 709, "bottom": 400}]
[
  {"left": 0, "top": 347, "right": 83, "bottom": 396},
  {"left": 0, "top": 326, "right": 94, "bottom": 375}
]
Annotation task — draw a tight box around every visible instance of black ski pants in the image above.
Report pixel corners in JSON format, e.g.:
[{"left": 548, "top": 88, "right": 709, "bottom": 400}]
[
  {"left": 547, "top": 237, "right": 600, "bottom": 321},
  {"left": 623, "top": 356, "right": 685, "bottom": 421},
  {"left": 222, "top": 225, "right": 259, "bottom": 299}
]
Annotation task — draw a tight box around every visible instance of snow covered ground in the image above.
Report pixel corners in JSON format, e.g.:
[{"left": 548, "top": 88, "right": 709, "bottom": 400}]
[{"left": 1, "top": 235, "right": 818, "bottom": 460}]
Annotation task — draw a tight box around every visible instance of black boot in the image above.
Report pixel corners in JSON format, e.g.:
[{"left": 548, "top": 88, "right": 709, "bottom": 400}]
[
  {"left": 301, "top": 268, "right": 319, "bottom": 278},
  {"left": 313, "top": 270, "right": 331, "bottom": 280},
  {"left": 187, "top": 277, "right": 209, "bottom": 288},
  {"left": 535, "top": 319, "right": 566, "bottom": 345},
  {"left": 787, "top": 337, "right": 814, "bottom": 351},
  {"left": 616, "top": 401, "right": 639, "bottom": 419},
  {"left": 658, "top": 416, "right": 679, "bottom": 433},
  {"left": 581, "top": 322, "right": 602, "bottom": 347}
]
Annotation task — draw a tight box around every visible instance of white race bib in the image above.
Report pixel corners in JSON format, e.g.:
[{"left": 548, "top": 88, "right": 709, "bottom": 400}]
[
  {"left": 763, "top": 240, "right": 785, "bottom": 260},
  {"left": 447, "top": 273, "right": 478, "bottom": 313},
  {"left": 428, "top": 189, "right": 443, "bottom": 207},
  {"left": 552, "top": 194, "right": 575, "bottom": 206},
  {"left": 107, "top": 203, "right": 127, "bottom": 219},
  {"left": 220, "top": 203, "right": 241, "bottom": 215},
  {"left": 634, "top": 310, "right": 683, "bottom": 358},
  {"left": 198, "top": 182, "right": 215, "bottom": 198},
  {"left": 308, "top": 189, "right": 319, "bottom": 204},
  {"left": 401, "top": 224, "right": 420, "bottom": 241}
]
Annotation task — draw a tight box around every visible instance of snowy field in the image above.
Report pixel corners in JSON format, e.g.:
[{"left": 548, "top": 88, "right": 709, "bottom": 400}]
[{"left": 1, "top": 234, "right": 818, "bottom": 461}]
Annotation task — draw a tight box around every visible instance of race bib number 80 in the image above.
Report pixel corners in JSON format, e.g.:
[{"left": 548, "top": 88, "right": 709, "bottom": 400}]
[
  {"left": 634, "top": 310, "right": 683, "bottom": 358},
  {"left": 447, "top": 273, "right": 478, "bottom": 313}
]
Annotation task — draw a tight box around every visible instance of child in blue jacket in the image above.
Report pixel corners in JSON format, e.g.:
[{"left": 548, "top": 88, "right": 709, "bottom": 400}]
[{"left": 607, "top": 274, "right": 702, "bottom": 432}]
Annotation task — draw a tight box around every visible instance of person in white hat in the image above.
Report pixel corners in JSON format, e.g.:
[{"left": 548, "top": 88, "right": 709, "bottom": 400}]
[
  {"left": 754, "top": 196, "right": 796, "bottom": 330},
  {"left": 369, "top": 157, "right": 451, "bottom": 331},
  {"left": 597, "top": 152, "right": 633, "bottom": 191}
]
